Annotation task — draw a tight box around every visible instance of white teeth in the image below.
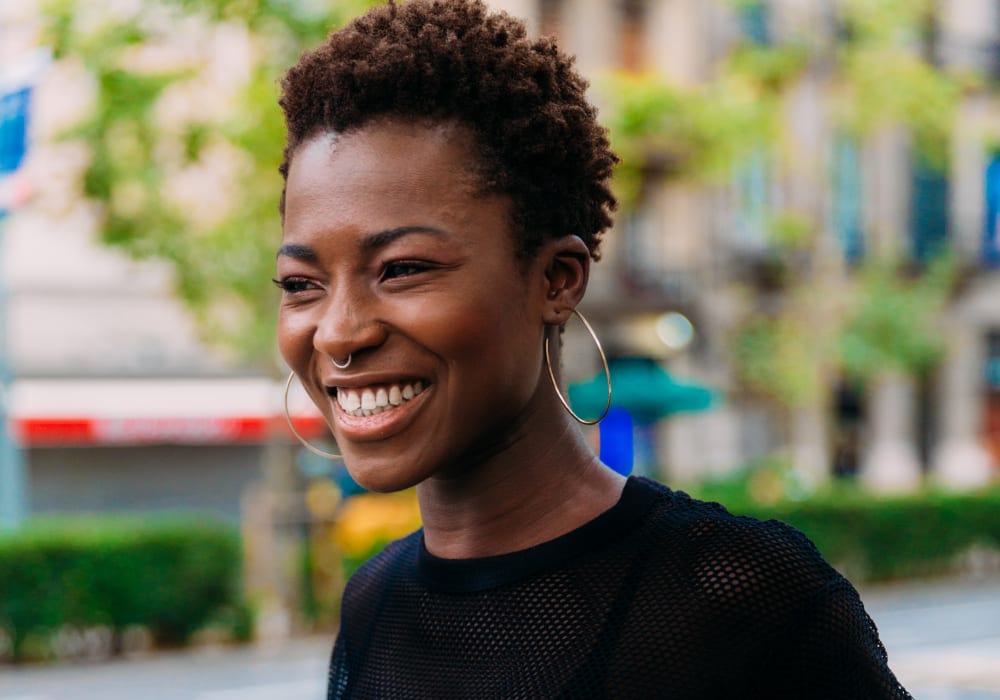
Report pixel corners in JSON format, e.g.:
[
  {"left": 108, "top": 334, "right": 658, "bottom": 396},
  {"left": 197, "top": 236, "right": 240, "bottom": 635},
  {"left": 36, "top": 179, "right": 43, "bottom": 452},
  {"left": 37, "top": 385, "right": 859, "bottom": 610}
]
[
  {"left": 337, "top": 389, "right": 362, "bottom": 412},
  {"left": 361, "top": 389, "right": 376, "bottom": 411},
  {"left": 338, "top": 382, "right": 427, "bottom": 417}
]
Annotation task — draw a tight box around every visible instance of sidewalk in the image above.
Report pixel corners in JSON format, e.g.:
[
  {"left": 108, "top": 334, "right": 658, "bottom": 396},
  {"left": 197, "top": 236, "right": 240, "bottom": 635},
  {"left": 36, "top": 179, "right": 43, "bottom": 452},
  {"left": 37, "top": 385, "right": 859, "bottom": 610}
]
[{"left": 862, "top": 577, "right": 1000, "bottom": 699}]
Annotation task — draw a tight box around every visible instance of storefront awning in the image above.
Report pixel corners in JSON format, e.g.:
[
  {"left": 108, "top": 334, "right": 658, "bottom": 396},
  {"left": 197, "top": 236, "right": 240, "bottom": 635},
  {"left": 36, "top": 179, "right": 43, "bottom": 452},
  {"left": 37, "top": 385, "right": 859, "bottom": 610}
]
[{"left": 7, "top": 377, "right": 326, "bottom": 447}]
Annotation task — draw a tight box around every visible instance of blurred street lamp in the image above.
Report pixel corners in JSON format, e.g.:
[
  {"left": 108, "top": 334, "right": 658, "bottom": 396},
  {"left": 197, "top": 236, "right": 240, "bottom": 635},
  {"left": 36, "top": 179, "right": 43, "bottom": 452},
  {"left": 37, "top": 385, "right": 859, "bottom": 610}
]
[{"left": 655, "top": 311, "right": 695, "bottom": 352}]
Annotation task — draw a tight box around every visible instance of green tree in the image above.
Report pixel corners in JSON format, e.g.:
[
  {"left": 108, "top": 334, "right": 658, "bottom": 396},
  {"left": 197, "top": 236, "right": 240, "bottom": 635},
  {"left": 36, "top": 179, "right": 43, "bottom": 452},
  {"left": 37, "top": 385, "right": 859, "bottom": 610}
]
[{"left": 42, "top": 0, "right": 377, "bottom": 367}]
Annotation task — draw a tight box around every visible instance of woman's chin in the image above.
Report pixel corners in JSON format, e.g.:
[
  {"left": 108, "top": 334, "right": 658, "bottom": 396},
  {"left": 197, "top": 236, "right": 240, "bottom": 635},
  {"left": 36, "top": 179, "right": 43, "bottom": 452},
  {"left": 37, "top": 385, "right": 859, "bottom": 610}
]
[{"left": 343, "top": 458, "right": 427, "bottom": 494}]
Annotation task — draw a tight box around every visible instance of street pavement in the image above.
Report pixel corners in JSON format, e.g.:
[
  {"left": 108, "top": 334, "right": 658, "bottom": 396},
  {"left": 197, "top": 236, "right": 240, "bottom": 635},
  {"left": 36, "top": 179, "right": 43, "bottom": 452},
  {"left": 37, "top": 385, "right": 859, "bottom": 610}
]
[
  {"left": 1, "top": 577, "right": 999, "bottom": 699},
  {"left": 863, "top": 578, "right": 1000, "bottom": 699},
  {"left": 0, "top": 637, "right": 330, "bottom": 700}
]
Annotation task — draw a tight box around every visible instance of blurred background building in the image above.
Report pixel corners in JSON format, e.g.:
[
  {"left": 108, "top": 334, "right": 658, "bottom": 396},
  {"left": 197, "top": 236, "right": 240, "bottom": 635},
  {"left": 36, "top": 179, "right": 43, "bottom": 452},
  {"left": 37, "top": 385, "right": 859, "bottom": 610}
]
[
  {"left": 2, "top": 0, "right": 1000, "bottom": 531},
  {"left": 493, "top": 0, "right": 1000, "bottom": 493}
]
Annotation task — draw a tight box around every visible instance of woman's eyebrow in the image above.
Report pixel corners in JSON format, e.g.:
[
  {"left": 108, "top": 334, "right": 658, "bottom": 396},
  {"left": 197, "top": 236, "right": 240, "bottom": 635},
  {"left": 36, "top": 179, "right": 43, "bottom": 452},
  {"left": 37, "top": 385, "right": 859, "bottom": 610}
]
[
  {"left": 276, "top": 243, "right": 318, "bottom": 261},
  {"left": 276, "top": 226, "right": 450, "bottom": 261},
  {"left": 361, "top": 225, "right": 451, "bottom": 253}
]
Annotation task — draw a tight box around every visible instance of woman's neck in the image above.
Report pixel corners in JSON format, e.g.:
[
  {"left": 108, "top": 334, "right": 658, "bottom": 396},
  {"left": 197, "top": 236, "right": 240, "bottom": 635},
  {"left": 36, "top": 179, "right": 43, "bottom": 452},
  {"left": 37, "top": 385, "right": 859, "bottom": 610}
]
[{"left": 416, "top": 413, "right": 626, "bottom": 560}]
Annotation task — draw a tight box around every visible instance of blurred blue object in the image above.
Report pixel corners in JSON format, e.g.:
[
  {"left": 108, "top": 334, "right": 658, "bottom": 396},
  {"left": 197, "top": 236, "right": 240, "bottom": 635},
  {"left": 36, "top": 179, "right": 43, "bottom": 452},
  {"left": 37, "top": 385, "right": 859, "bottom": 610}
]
[
  {"left": 983, "top": 152, "right": 1000, "bottom": 267},
  {"left": 569, "top": 356, "right": 717, "bottom": 422},
  {"left": 599, "top": 406, "right": 634, "bottom": 476},
  {"left": 332, "top": 463, "right": 367, "bottom": 498},
  {"left": 0, "top": 87, "right": 30, "bottom": 175},
  {"left": 296, "top": 447, "right": 336, "bottom": 479}
]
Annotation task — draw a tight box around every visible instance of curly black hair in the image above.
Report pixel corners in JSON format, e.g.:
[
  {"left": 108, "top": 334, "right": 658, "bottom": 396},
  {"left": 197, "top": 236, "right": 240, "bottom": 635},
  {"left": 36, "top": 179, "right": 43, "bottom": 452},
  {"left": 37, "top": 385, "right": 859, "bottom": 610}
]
[{"left": 278, "top": 0, "right": 618, "bottom": 260}]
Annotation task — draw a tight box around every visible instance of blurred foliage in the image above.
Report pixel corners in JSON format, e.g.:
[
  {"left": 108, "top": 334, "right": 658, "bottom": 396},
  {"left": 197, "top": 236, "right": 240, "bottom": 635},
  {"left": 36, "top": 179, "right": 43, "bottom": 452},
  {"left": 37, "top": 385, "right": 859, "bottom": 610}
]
[
  {"left": 836, "top": 0, "right": 959, "bottom": 164},
  {"left": 0, "top": 516, "right": 243, "bottom": 661},
  {"left": 840, "top": 254, "right": 956, "bottom": 381},
  {"left": 688, "top": 474, "right": 1000, "bottom": 582},
  {"left": 603, "top": 0, "right": 960, "bottom": 199},
  {"left": 40, "top": 0, "right": 378, "bottom": 366},
  {"left": 733, "top": 252, "right": 957, "bottom": 407},
  {"left": 599, "top": 0, "right": 969, "bottom": 414},
  {"left": 600, "top": 63, "right": 786, "bottom": 208},
  {"left": 732, "top": 308, "right": 832, "bottom": 409}
]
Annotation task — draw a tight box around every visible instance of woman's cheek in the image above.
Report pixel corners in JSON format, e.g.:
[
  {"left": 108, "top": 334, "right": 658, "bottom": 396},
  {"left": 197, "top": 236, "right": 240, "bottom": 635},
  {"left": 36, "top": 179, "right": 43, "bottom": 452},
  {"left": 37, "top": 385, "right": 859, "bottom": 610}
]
[{"left": 276, "top": 311, "right": 313, "bottom": 371}]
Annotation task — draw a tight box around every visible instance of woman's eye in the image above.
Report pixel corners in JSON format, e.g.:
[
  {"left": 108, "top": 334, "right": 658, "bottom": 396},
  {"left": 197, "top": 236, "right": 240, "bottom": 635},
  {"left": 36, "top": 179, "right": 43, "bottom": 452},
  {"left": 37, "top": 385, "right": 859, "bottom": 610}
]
[
  {"left": 272, "top": 277, "right": 314, "bottom": 293},
  {"left": 382, "top": 261, "right": 429, "bottom": 280}
]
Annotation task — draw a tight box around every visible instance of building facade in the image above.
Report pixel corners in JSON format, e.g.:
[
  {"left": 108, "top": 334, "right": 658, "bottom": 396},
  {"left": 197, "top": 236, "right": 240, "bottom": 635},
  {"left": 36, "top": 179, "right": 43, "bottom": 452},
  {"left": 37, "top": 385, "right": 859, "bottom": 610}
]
[
  {"left": 3, "top": 0, "right": 999, "bottom": 527},
  {"left": 491, "top": 0, "right": 1000, "bottom": 490}
]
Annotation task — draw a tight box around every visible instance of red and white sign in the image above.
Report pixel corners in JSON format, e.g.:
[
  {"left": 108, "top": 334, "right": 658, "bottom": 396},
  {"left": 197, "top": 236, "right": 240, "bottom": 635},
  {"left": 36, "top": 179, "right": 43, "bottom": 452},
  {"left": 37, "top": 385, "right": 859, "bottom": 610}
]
[{"left": 8, "top": 378, "right": 327, "bottom": 447}]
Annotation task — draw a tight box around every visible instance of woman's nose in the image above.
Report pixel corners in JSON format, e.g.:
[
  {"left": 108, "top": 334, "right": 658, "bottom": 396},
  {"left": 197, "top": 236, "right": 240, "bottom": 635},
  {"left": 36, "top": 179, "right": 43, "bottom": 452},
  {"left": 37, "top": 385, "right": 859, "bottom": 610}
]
[{"left": 313, "top": 291, "right": 386, "bottom": 366}]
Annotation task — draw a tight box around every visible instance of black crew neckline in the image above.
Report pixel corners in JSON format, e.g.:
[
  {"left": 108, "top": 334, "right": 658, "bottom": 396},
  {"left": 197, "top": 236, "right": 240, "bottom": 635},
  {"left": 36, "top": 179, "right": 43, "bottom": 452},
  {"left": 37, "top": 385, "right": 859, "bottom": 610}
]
[{"left": 415, "top": 475, "right": 662, "bottom": 593}]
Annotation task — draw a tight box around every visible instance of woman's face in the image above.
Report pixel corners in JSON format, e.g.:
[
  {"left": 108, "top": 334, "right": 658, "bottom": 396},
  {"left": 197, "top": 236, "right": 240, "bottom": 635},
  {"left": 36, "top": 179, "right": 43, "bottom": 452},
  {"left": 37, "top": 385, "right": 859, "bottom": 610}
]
[{"left": 277, "top": 120, "right": 551, "bottom": 492}]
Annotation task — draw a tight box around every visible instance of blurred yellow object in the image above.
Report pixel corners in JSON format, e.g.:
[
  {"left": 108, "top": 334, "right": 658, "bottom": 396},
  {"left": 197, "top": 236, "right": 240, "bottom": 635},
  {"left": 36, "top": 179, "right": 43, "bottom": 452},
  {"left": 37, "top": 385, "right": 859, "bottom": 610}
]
[
  {"left": 305, "top": 480, "right": 342, "bottom": 519},
  {"left": 331, "top": 491, "right": 422, "bottom": 556}
]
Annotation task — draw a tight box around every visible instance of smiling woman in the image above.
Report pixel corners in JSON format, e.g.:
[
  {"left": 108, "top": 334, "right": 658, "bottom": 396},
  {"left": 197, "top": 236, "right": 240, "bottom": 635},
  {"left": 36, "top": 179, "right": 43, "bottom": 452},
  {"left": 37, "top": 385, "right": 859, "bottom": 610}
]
[{"left": 274, "top": 1, "right": 911, "bottom": 698}]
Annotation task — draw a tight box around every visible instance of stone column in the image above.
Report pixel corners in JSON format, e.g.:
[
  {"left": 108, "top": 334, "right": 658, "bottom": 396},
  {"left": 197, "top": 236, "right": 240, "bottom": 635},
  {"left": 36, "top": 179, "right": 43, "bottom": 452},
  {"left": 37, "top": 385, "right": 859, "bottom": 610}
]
[
  {"left": 560, "top": 0, "right": 618, "bottom": 75},
  {"left": 662, "top": 406, "right": 740, "bottom": 485},
  {"left": 860, "top": 370, "right": 922, "bottom": 492},
  {"left": 932, "top": 326, "right": 995, "bottom": 488},
  {"left": 646, "top": 0, "right": 706, "bottom": 84},
  {"left": 862, "top": 127, "right": 911, "bottom": 259},
  {"left": 950, "top": 96, "right": 989, "bottom": 260}
]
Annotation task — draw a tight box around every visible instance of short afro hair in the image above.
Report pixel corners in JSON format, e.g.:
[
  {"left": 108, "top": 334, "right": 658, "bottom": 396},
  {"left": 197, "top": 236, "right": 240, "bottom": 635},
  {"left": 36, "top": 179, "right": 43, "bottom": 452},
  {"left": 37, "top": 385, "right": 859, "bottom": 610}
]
[{"left": 278, "top": 0, "right": 618, "bottom": 260}]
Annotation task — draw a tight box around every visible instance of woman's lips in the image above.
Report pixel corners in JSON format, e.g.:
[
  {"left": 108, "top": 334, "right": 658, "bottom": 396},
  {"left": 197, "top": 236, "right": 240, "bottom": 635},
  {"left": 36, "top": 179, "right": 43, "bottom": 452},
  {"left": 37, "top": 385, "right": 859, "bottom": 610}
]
[{"left": 331, "top": 381, "right": 430, "bottom": 441}]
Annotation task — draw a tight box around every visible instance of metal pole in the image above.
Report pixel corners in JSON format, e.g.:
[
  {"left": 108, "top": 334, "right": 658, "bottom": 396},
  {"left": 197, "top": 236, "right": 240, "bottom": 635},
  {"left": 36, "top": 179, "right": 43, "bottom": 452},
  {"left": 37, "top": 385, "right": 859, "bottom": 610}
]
[
  {"left": 0, "top": 209, "right": 27, "bottom": 529},
  {"left": 0, "top": 51, "right": 46, "bottom": 531}
]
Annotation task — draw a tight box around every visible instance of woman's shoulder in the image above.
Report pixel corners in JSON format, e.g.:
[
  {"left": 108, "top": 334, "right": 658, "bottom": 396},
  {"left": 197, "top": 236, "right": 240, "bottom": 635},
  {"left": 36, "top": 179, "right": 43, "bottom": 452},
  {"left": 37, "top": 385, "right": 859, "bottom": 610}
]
[
  {"left": 638, "top": 477, "right": 823, "bottom": 554},
  {"left": 634, "top": 477, "right": 843, "bottom": 600}
]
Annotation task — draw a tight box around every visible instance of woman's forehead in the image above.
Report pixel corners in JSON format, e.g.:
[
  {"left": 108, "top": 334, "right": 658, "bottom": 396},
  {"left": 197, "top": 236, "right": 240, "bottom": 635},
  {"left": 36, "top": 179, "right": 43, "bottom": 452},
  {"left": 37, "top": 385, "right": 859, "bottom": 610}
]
[
  {"left": 287, "top": 121, "right": 482, "bottom": 201},
  {"left": 281, "top": 120, "right": 515, "bottom": 255}
]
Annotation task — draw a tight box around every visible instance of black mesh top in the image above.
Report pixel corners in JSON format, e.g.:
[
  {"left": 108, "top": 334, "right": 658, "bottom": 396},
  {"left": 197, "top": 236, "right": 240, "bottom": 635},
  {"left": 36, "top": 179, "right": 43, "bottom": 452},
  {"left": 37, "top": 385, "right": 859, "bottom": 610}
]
[{"left": 328, "top": 476, "right": 911, "bottom": 699}]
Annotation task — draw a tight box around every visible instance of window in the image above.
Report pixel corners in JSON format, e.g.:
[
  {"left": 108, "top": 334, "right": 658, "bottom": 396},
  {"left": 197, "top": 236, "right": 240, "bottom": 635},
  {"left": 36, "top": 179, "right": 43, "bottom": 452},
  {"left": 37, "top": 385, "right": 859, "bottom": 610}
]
[
  {"left": 909, "top": 151, "right": 950, "bottom": 263},
  {"left": 830, "top": 135, "right": 865, "bottom": 264},
  {"left": 739, "top": 1, "right": 771, "bottom": 46}
]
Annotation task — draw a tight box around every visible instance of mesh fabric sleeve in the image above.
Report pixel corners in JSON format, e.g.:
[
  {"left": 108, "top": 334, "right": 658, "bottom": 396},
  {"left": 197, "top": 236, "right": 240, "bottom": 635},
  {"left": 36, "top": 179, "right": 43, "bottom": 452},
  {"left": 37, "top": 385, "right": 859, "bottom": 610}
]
[{"left": 757, "top": 575, "right": 913, "bottom": 699}]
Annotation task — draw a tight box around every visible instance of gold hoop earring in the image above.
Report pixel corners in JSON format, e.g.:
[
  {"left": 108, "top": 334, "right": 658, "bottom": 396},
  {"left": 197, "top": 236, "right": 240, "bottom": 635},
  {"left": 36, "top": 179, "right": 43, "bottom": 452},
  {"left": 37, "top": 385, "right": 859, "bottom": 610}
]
[
  {"left": 284, "top": 371, "right": 341, "bottom": 459},
  {"left": 544, "top": 308, "right": 612, "bottom": 425}
]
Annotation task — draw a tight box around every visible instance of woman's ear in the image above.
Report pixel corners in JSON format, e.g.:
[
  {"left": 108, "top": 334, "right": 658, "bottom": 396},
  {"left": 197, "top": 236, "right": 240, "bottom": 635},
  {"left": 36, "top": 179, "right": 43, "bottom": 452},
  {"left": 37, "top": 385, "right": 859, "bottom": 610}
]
[{"left": 539, "top": 235, "right": 590, "bottom": 325}]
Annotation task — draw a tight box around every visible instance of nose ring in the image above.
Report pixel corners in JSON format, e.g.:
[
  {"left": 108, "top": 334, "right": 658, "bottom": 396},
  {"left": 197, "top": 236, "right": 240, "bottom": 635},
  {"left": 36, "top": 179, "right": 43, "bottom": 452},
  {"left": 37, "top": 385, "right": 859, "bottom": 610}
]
[{"left": 330, "top": 353, "right": 352, "bottom": 370}]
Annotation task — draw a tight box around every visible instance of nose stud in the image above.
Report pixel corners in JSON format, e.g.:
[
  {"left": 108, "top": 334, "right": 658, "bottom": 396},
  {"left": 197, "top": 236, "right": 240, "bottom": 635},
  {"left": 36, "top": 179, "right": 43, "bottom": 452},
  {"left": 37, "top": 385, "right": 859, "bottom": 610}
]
[{"left": 330, "top": 353, "right": 352, "bottom": 370}]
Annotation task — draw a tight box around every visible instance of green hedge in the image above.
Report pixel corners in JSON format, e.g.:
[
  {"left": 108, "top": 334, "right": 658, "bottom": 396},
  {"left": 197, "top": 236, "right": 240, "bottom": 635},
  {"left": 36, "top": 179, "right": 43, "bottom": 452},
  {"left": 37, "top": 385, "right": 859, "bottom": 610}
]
[
  {"left": 0, "top": 516, "right": 243, "bottom": 661},
  {"left": 693, "top": 484, "right": 1000, "bottom": 582}
]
